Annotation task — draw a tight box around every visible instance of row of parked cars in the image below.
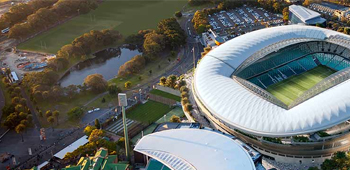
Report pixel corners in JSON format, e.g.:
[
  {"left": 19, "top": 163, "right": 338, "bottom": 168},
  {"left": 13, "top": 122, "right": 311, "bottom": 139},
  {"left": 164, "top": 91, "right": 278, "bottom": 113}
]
[{"left": 87, "top": 108, "right": 101, "bottom": 114}]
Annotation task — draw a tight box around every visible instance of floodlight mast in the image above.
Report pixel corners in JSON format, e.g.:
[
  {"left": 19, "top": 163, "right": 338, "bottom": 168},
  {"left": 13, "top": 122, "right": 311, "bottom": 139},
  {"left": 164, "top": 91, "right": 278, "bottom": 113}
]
[{"left": 118, "top": 93, "right": 130, "bottom": 161}]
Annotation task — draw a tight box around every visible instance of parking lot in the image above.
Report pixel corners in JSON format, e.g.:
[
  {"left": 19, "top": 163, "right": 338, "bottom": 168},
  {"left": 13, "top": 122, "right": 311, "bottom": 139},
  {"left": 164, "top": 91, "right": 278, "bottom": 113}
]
[{"left": 208, "top": 5, "right": 283, "bottom": 38}]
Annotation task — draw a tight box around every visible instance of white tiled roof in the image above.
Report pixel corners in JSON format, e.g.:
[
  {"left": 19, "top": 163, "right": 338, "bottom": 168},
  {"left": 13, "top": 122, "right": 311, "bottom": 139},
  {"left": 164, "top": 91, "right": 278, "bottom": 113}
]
[{"left": 194, "top": 25, "right": 350, "bottom": 137}]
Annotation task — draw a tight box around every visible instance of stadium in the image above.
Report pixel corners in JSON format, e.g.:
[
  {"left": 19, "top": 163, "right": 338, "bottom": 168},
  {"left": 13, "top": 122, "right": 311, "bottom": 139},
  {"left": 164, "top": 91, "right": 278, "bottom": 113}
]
[{"left": 193, "top": 25, "right": 350, "bottom": 163}]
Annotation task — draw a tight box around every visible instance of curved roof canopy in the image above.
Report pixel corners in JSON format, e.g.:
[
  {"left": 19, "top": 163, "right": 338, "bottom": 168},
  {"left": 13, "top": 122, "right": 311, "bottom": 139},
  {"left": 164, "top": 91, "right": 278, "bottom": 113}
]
[
  {"left": 134, "top": 129, "right": 256, "bottom": 170},
  {"left": 194, "top": 25, "right": 350, "bottom": 137}
]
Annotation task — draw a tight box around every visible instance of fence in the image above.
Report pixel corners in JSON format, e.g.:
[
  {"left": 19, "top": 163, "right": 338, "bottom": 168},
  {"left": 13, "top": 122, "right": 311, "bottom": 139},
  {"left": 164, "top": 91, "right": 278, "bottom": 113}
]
[
  {"left": 155, "top": 85, "right": 181, "bottom": 96},
  {"left": 149, "top": 94, "right": 177, "bottom": 106}
]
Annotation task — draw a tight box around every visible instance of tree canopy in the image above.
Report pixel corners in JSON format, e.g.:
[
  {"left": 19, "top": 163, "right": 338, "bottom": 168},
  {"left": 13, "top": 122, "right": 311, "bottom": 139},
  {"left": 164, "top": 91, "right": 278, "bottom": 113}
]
[{"left": 84, "top": 74, "right": 108, "bottom": 92}]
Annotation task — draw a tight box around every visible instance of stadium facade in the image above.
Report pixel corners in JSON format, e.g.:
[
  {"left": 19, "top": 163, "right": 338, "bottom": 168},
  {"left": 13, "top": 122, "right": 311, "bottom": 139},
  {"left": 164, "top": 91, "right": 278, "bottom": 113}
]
[{"left": 193, "top": 25, "right": 350, "bottom": 163}]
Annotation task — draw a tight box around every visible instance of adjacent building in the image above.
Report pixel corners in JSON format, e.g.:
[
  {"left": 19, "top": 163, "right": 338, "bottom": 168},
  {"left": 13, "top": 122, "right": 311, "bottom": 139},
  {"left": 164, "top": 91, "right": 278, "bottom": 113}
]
[
  {"left": 61, "top": 148, "right": 130, "bottom": 170},
  {"left": 289, "top": 5, "right": 326, "bottom": 25},
  {"left": 134, "top": 128, "right": 260, "bottom": 170}
]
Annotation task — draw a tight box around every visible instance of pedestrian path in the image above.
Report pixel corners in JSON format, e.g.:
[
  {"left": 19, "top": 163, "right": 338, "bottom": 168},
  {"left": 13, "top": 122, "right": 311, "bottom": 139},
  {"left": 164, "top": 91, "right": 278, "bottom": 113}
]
[{"left": 106, "top": 118, "right": 135, "bottom": 134}]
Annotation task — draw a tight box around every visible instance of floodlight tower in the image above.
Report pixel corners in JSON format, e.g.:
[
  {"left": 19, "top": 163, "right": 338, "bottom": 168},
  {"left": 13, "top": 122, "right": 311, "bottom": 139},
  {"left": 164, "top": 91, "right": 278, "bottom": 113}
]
[{"left": 118, "top": 93, "right": 130, "bottom": 161}]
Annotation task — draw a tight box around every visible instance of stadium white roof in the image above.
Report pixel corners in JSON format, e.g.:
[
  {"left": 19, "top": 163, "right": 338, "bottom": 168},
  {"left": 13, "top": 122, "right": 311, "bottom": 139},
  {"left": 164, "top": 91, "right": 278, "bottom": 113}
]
[
  {"left": 194, "top": 25, "right": 350, "bottom": 137},
  {"left": 289, "top": 5, "right": 321, "bottom": 22},
  {"left": 134, "top": 129, "right": 256, "bottom": 170}
]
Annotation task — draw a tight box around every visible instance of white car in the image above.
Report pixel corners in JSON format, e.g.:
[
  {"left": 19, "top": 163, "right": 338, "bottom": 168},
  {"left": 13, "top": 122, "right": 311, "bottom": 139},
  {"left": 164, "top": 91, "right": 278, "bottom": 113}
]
[
  {"left": 94, "top": 108, "right": 100, "bottom": 111},
  {"left": 88, "top": 110, "right": 94, "bottom": 114}
]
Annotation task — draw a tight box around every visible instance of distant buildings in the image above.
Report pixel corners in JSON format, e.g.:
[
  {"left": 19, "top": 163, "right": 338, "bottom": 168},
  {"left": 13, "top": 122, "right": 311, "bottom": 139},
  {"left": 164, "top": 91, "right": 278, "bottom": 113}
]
[
  {"left": 61, "top": 148, "right": 130, "bottom": 170},
  {"left": 289, "top": 5, "right": 326, "bottom": 25},
  {"left": 284, "top": 0, "right": 299, "bottom": 3},
  {"left": 201, "top": 29, "right": 225, "bottom": 48}
]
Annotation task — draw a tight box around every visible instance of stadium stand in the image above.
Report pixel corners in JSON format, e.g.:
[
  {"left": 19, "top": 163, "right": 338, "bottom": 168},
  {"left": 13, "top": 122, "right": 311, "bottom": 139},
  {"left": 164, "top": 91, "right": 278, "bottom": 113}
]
[{"left": 236, "top": 41, "right": 350, "bottom": 89}]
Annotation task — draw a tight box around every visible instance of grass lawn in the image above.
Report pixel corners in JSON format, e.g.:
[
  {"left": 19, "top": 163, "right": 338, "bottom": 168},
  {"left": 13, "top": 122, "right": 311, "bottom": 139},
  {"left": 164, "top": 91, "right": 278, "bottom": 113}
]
[
  {"left": 85, "top": 93, "right": 118, "bottom": 109},
  {"left": 156, "top": 107, "right": 184, "bottom": 124},
  {"left": 150, "top": 89, "right": 181, "bottom": 101},
  {"left": 126, "top": 100, "right": 172, "bottom": 124},
  {"left": 108, "top": 54, "right": 177, "bottom": 91},
  {"left": 131, "top": 123, "right": 158, "bottom": 144},
  {"left": 37, "top": 91, "right": 97, "bottom": 128},
  {"left": 267, "top": 65, "right": 335, "bottom": 105},
  {"left": 17, "top": 0, "right": 187, "bottom": 53}
]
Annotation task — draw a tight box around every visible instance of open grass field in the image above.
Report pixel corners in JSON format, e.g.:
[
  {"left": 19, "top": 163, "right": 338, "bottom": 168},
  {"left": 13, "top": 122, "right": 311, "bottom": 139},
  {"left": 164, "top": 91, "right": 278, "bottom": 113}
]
[
  {"left": 267, "top": 65, "right": 335, "bottom": 105},
  {"left": 17, "top": 0, "right": 187, "bottom": 53},
  {"left": 150, "top": 89, "right": 181, "bottom": 101},
  {"left": 126, "top": 100, "right": 171, "bottom": 124}
]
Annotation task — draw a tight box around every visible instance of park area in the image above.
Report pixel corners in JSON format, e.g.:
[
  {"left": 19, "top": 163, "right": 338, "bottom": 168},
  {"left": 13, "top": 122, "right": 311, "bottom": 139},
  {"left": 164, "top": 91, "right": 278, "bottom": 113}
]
[
  {"left": 267, "top": 66, "right": 335, "bottom": 105},
  {"left": 17, "top": 0, "right": 187, "bottom": 53},
  {"left": 126, "top": 100, "right": 172, "bottom": 124}
]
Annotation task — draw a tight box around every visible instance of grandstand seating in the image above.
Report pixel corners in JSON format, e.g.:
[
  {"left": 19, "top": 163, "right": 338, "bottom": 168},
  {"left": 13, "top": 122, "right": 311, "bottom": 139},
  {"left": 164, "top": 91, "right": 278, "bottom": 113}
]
[{"left": 236, "top": 41, "right": 350, "bottom": 89}]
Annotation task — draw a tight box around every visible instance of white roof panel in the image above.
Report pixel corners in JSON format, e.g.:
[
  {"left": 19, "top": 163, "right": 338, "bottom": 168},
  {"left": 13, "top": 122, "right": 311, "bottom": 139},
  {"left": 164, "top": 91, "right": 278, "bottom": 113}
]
[
  {"left": 134, "top": 129, "right": 255, "bottom": 170},
  {"left": 194, "top": 25, "right": 350, "bottom": 137},
  {"left": 54, "top": 135, "right": 88, "bottom": 159},
  {"left": 289, "top": 5, "right": 321, "bottom": 22}
]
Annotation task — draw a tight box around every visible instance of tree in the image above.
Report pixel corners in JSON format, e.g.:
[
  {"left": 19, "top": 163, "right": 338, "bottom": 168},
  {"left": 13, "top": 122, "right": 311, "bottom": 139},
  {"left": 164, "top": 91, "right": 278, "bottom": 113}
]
[
  {"left": 307, "top": 167, "right": 319, "bottom": 170},
  {"left": 175, "top": 11, "right": 182, "bottom": 18},
  {"left": 170, "top": 115, "right": 181, "bottom": 123},
  {"left": 303, "top": 0, "right": 310, "bottom": 6},
  {"left": 125, "top": 81, "right": 132, "bottom": 89},
  {"left": 101, "top": 98, "right": 106, "bottom": 103},
  {"left": 95, "top": 119, "right": 101, "bottom": 129},
  {"left": 45, "top": 110, "right": 52, "bottom": 118},
  {"left": 184, "top": 103, "right": 193, "bottom": 112},
  {"left": 84, "top": 125, "right": 96, "bottom": 136},
  {"left": 282, "top": 7, "right": 289, "bottom": 22},
  {"left": 11, "top": 97, "right": 20, "bottom": 104},
  {"left": 118, "top": 55, "right": 146, "bottom": 77},
  {"left": 15, "top": 104, "right": 24, "bottom": 112},
  {"left": 143, "top": 32, "right": 165, "bottom": 56},
  {"left": 273, "top": 2, "right": 281, "bottom": 13},
  {"left": 88, "top": 129, "right": 104, "bottom": 143},
  {"left": 15, "top": 124, "right": 26, "bottom": 142},
  {"left": 38, "top": 110, "right": 43, "bottom": 117},
  {"left": 67, "top": 107, "right": 84, "bottom": 120},
  {"left": 53, "top": 110, "right": 60, "bottom": 125},
  {"left": 84, "top": 74, "right": 108, "bottom": 92},
  {"left": 107, "top": 84, "right": 121, "bottom": 95},
  {"left": 19, "top": 98, "right": 27, "bottom": 106},
  {"left": 27, "top": 114, "right": 33, "bottom": 123},
  {"left": 160, "top": 76, "right": 166, "bottom": 85},
  {"left": 165, "top": 75, "right": 177, "bottom": 88},
  {"left": 47, "top": 116, "right": 55, "bottom": 131},
  {"left": 181, "top": 92, "right": 189, "bottom": 98}
]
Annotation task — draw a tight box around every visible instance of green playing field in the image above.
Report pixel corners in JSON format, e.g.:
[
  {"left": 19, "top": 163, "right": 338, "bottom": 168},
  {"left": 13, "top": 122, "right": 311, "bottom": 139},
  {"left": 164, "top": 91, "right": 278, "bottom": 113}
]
[{"left": 266, "top": 65, "right": 335, "bottom": 105}]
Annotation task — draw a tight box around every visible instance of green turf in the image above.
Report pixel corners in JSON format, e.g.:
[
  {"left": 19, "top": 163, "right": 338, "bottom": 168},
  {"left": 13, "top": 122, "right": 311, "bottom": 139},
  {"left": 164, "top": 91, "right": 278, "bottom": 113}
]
[
  {"left": 150, "top": 89, "right": 181, "bottom": 102},
  {"left": 17, "top": 0, "right": 187, "bottom": 53},
  {"left": 266, "top": 65, "right": 335, "bottom": 105},
  {"left": 126, "top": 100, "right": 172, "bottom": 124}
]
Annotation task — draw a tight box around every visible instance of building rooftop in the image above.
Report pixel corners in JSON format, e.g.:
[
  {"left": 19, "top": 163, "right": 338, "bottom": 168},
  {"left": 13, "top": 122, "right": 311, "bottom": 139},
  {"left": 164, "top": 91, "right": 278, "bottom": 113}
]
[
  {"left": 134, "top": 129, "right": 256, "bottom": 170},
  {"left": 289, "top": 5, "right": 321, "bottom": 22},
  {"left": 62, "top": 148, "right": 129, "bottom": 170}
]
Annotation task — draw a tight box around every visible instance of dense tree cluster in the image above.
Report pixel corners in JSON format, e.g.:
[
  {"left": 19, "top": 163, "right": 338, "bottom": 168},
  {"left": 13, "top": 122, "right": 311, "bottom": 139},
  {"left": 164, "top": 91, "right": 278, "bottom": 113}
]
[
  {"left": 126, "top": 17, "right": 186, "bottom": 56},
  {"left": 67, "top": 107, "right": 84, "bottom": 120},
  {"left": 192, "top": 11, "right": 210, "bottom": 34},
  {"left": 0, "top": 0, "right": 57, "bottom": 30},
  {"left": 257, "top": 0, "right": 288, "bottom": 14},
  {"left": 57, "top": 29, "right": 122, "bottom": 60},
  {"left": 157, "top": 18, "right": 186, "bottom": 50},
  {"left": 118, "top": 55, "right": 146, "bottom": 77},
  {"left": 83, "top": 74, "right": 108, "bottom": 92},
  {"left": 159, "top": 74, "right": 186, "bottom": 90},
  {"left": 1, "top": 75, "right": 32, "bottom": 135},
  {"left": 308, "top": 151, "right": 350, "bottom": 170},
  {"left": 7, "top": 0, "right": 98, "bottom": 39}
]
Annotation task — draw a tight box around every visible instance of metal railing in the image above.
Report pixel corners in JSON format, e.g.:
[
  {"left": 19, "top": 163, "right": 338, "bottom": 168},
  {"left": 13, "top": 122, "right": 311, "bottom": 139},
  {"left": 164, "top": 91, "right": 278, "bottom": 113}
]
[{"left": 234, "top": 76, "right": 288, "bottom": 109}]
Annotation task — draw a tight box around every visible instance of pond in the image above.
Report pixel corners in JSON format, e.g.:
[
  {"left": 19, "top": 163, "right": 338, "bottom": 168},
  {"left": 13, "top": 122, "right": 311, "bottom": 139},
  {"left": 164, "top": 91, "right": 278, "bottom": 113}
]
[{"left": 59, "top": 47, "right": 141, "bottom": 87}]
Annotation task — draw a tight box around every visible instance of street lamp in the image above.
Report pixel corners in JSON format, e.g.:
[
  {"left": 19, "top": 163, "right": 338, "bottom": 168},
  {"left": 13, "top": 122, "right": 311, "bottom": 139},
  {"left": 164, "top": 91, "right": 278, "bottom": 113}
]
[{"left": 118, "top": 93, "right": 130, "bottom": 161}]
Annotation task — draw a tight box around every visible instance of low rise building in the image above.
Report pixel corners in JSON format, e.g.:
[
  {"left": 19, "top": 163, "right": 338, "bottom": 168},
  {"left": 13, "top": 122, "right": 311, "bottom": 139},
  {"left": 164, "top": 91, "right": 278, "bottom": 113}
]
[
  {"left": 289, "top": 5, "right": 326, "bottom": 25},
  {"left": 61, "top": 148, "right": 130, "bottom": 170}
]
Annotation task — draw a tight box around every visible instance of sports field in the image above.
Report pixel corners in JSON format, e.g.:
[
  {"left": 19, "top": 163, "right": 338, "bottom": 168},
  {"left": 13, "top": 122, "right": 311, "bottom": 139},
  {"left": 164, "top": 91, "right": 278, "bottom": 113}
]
[
  {"left": 126, "top": 100, "right": 172, "bottom": 124},
  {"left": 150, "top": 89, "right": 181, "bottom": 101},
  {"left": 267, "top": 65, "right": 335, "bottom": 105},
  {"left": 17, "top": 0, "right": 187, "bottom": 53}
]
